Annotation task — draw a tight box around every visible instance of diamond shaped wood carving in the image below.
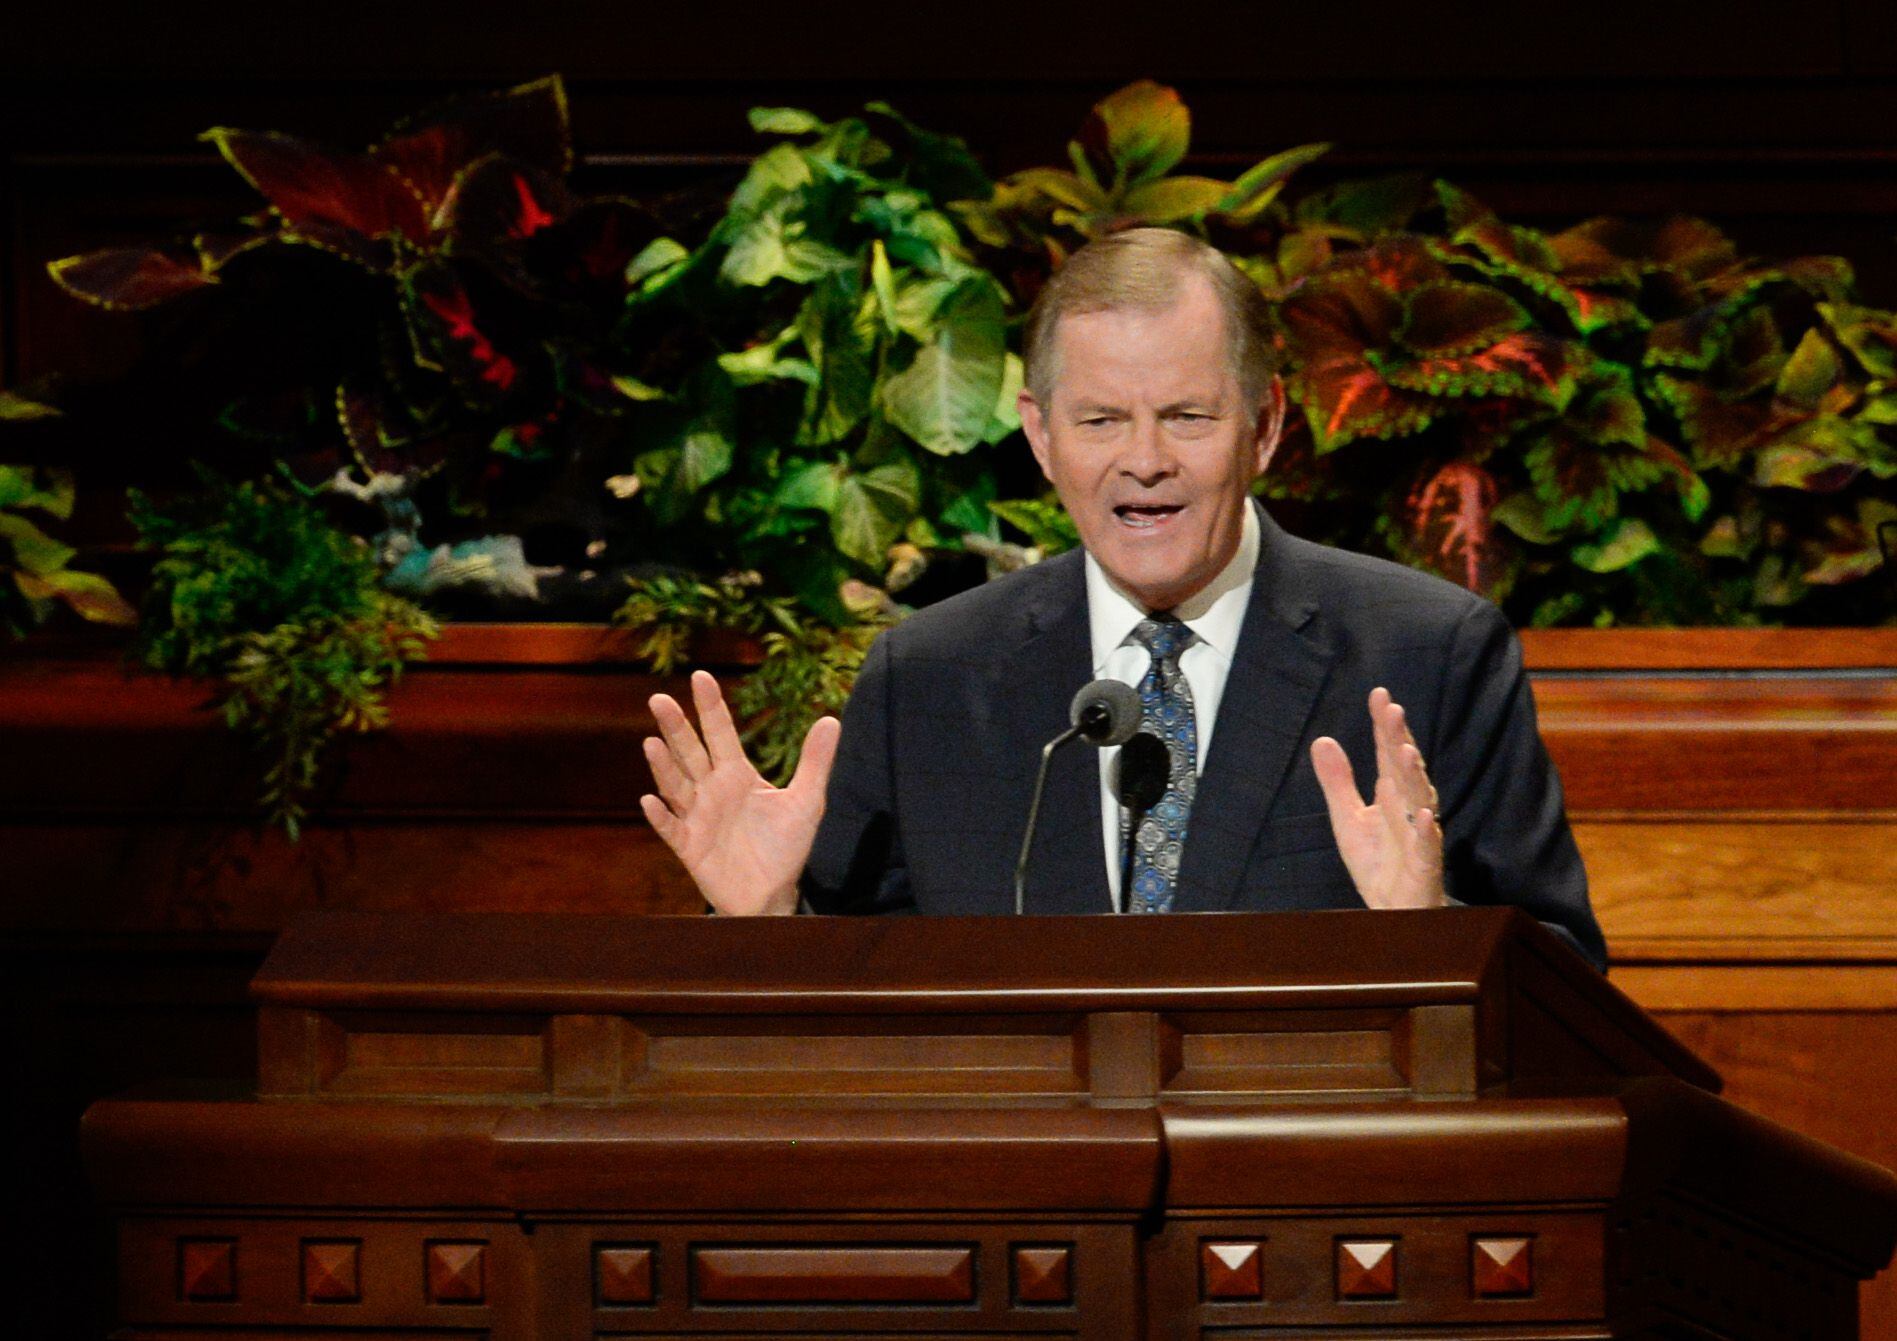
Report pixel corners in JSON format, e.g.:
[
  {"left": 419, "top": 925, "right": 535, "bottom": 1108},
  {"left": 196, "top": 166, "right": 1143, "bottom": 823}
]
[
  {"left": 1012, "top": 1245, "right": 1072, "bottom": 1304},
  {"left": 425, "top": 1241, "right": 486, "bottom": 1303},
  {"left": 596, "top": 1245, "right": 654, "bottom": 1305},
  {"left": 1201, "top": 1241, "right": 1263, "bottom": 1300},
  {"left": 178, "top": 1238, "right": 236, "bottom": 1301},
  {"left": 302, "top": 1240, "right": 360, "bottom": 1302},
  {"left": 1473, "top": 1235, "right": 1534, "bottom": 1296},
  {"left": 1336, "top": 1239, "right": 1397, "bottom": 1299}
]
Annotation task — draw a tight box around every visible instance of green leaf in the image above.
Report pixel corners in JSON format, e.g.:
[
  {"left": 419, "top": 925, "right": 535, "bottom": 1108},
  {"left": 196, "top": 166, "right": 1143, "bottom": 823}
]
[
  {"left": 1491, "top": 491, "right": 1562, "bottom": 545},
  {"left": 489, "top": 422, "right": 553, "bottom": 460},
  {"left": 625, "top": 236, "right": 690, "bottom": 287},
  {"left": 1088, "top": 80, "right": 1191, "bottom": 186},
  {"left": 728, "top": 142, "right": 815, "bottom": 216},
  {"left": 980, "top": 352, "right": 1025, "bottom": 445},
  {"left": 0, "top": 465, "right": 30, "bottom": 511},
  {"left": 0, "top": 390, "right": 61, "bottom": 421},
  {"left": 1818, "top": 303, "right": 1897, "bottom": 381},
  {"left": 1569, "top": 378, "right": 1646, "bottom": 449},
  {"left": 1698, "top": 514, "right": 1750, "bottom": 559},
  {"left": 1752, "top": 552, "right": 1806, "bottom": 607},
  {"left": 832, "top": 453, "right": 921, "bottom": 568},
  {"left": 938, "top": 474, "right": 999, "bottom": 539},
  {"left": 870, "top": 239, "right": 900, "bottom": 334},
  {"left": 1005, "top": 167, "right": 1109, "bottom": 215},
  {"left": 720, "top": 204, "right": 852, "bottom": 288},
  {"left": 638, "top": 374, "right": 736, "bottom": 525},
  {"left": 0, "top": 511, "right": 77, "bottom": 575},
  {"left": 717, "top": 340, "right": 819, "bottom": 387},
  {"left": 989, "top": 497, "right": 1080, "bottom": 553},
  {"left": 880, "top": 281, "right": 1007, "bottom": 455},
  {"left": 1571, "top": 518, "right": 1661, "bottom": 572},
  {"left": 1775, "top": 328, "right": 1843, "bottom": 409},
  {"left": 0, "top": 465, "right": 75, "bottom": 519},
  {"left": 610, "top": 373, "right": 669, "bottom": 401},
  {"left": 887, "top": 273, "right": 961, "bottom": 341},
  {"left": 1293, "top": 172, "right": 1431, "bottom": 234},
  {"left": 1119, "top": 176, "right": 1231, "bottom": 223},
  {"left": 14, "top": 567, "right": 136, "bottom": 625},
  {"left": 797, "top": 272, "right": 880, "bottom": 445},
  {"left": 775, "top": 458, "right": 844, "bottom": 513},
  {"left": 749, "top": 106, "right": 827, "bottom": 136},
  {"left": 1217, "top": 142, "right": 1331, "bottom": 220}
]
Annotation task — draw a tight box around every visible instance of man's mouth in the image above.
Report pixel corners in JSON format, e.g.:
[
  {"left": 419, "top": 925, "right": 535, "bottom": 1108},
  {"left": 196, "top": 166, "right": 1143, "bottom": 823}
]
[{"left": 1114, "top": 503, "right": 1183, "bottom": 529}]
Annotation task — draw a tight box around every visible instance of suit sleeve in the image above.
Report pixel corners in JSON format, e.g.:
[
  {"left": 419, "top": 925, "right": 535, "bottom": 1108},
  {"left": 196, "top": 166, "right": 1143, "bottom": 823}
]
[
  {"left": 1432, "top": 599, "right": 1608, "bottom": 971},
  {"left": 799, "top": 631, "right": 916, "bottom": 916}
]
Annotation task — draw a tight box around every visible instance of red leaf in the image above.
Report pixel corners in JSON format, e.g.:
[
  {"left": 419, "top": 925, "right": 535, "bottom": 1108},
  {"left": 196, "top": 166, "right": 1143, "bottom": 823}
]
[
  {"left": 407, "top": 266, "right": 519, "bottom": 398},
  {"left": 206, "top": 128, "right": 429, "bottom": 245},
  {"left": 1384, "top": 332, "right": 1579, "bottom": 405},
  {"left": 374, "top": 75, "right": 572, "bottom": 214},
  {"left": 437, "top": 156, "right": 573, "bottom": 249},
  {"left": 1355, "top": 235, "right": 1449, "bottom": 292},
  {"left": 46, "top": 246, "right": 214, "bottom": 310},
  {"left": 1279, "top": 269, "right": 1404, "bottom": 360},
  {"left": 1406, "top": 460, "right": 1507, "bottom": 595},
  {"left": 1293, "top": 352, "right": 1435, "bottom": 451}
]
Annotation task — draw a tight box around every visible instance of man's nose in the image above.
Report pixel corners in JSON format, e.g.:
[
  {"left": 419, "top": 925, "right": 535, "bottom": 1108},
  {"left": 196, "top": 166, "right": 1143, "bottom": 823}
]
[{"left": 1120, "top": 417, "right": 1176, "bottom": 483}]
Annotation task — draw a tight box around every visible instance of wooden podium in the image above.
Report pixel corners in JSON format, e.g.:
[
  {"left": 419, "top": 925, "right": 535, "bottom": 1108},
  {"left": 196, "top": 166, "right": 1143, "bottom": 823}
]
[{"left": 84, "top": 907, "right": 1897, "bottom": 1339}]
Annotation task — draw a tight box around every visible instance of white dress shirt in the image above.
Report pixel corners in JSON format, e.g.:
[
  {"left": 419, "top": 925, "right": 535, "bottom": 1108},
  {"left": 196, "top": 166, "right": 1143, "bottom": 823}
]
[{"left": 1085, "top": 502, "right": 1260, "bottom": 911}]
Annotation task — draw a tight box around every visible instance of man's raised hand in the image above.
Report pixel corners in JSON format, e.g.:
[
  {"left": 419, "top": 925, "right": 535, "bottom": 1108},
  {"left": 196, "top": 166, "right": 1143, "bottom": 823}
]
[
  {"left": 639, "top": 670, "right": 840, "bottom": 916},
  {"left": 1309, "top": 687, "right": 1446, "bottom": 910}
]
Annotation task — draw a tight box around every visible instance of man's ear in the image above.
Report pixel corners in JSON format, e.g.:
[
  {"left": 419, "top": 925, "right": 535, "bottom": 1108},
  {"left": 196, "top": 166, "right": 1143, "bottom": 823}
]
[
  {"left": 1252, "top": 375, "right": 1288, "bottom": 476},
  {"left": 1018, "top": 389, "right": 1054, "bottom": 482}
]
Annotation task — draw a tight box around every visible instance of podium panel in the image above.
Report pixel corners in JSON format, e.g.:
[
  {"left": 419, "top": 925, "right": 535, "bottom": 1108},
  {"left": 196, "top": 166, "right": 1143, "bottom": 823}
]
[{"left": 85, "top": 908, "right": 1897, "bottom": 1338}]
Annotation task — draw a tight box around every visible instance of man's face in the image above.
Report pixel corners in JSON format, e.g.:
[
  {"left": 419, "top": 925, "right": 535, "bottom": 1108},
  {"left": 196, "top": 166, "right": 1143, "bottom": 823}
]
[{"left": 1019, "top": 275, "right": 1282, "bottom": 612}]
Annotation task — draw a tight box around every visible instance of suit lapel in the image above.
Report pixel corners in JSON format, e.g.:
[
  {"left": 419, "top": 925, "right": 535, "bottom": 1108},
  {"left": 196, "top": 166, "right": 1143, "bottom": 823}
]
[
  {"left": 997, "top": 554, "right": 1112, "bottom": 915},
  {"left": 1172, "top": 508, "right": 1333, "bottom": 913}
]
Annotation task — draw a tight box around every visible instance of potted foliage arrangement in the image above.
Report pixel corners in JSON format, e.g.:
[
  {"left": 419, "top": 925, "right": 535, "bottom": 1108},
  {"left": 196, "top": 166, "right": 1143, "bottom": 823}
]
[{"left": 26, "top": 76, "right": 1895, "bottom": 831}]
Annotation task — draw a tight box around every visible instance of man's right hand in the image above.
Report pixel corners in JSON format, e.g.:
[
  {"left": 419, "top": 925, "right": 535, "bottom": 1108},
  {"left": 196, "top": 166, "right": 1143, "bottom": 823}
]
[{"left": 639, "top": 669, "right": 841, "bottom": 916}]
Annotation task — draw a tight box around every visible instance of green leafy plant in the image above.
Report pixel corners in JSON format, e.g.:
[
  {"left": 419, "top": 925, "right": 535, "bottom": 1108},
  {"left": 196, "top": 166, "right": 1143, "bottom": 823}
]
[
  {"left": 2, "top": 391, "right": 135, "bottom": 635},
  {"left": 614, "top": 101, "right": 1023, "bottom": 629},
  {"left": 616, "top": 570, "right": 890, "bottom": 781},
  {"left": 132, "top": 474, "right": 437, "bottom": 836},
  {"left": 956, "top": 80, "right": 1331, "bottom": 290}
]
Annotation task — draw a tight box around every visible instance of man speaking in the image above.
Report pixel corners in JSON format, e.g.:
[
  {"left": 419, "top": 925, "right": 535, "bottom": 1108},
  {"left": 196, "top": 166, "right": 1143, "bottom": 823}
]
[{"left": 638, "top": 227, "right": 1606, "bottom": 970}]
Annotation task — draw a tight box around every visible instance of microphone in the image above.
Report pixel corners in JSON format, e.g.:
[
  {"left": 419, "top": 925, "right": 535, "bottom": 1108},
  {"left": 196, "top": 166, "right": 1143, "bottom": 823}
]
[
  {"left": 1014, "top": 679, "right": 1143, "bottom": 914},
  {"left": 1116, "top": 731, "right": 1169, "bottom": 811},
  {"left": 1114, "top": 731, "right": 1169, "bottom": 903},
  {"left": 1071, "top": 678, "right": 1142, "bottom": 747}
]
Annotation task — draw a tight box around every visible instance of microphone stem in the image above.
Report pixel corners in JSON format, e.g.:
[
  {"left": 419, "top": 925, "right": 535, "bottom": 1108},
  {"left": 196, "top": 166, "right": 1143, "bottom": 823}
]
[{"left": 1015, "top": 724, "right": 1081, "bottom": 915}]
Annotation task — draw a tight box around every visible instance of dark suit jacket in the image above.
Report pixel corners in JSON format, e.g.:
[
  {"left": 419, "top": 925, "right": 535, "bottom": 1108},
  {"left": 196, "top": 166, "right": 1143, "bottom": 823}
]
[{"left": 803, "top": 509, "right": 1607, "bottom": 970}]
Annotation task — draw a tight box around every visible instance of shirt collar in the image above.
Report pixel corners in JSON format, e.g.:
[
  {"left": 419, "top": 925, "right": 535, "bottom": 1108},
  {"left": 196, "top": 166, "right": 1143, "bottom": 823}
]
[{"left": 1085, "top": 500, "right": 1260, "bottom": 672}]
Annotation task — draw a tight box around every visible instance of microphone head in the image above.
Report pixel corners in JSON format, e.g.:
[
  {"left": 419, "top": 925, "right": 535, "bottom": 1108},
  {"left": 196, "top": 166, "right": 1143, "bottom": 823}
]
[
  {"left": 1070, "top": 678, "right": 1141, "bottom": 747},
  {"left": 1116, "top": 731, "right": 1170, "bottom": 811}
]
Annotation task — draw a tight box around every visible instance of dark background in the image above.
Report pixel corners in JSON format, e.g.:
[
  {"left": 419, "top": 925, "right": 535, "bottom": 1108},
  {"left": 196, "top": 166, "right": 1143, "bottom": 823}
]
[
  {"left": 5, "top": 4, "right": 1897, "bottom": 1337},
  {"left": 8, "top": 0, "right": 1897, "bottom": 396}
]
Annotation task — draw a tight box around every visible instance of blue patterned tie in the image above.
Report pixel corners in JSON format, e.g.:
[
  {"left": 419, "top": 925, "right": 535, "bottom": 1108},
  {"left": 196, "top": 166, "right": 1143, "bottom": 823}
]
[{"left": 1125, "top": 616, "right": 1197, "bottom": 914}]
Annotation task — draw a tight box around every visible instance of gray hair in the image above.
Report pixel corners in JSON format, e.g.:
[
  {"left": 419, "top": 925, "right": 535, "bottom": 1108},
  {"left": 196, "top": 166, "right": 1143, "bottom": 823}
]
[{"left": 1021, "top": 227, "right": 1278, "bottom": 410}]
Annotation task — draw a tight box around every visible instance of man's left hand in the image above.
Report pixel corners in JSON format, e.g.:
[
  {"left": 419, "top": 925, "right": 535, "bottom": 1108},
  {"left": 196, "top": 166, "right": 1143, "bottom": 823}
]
[{"left": 1310, "top": 687, "right": 1446, "bottom": 910}]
